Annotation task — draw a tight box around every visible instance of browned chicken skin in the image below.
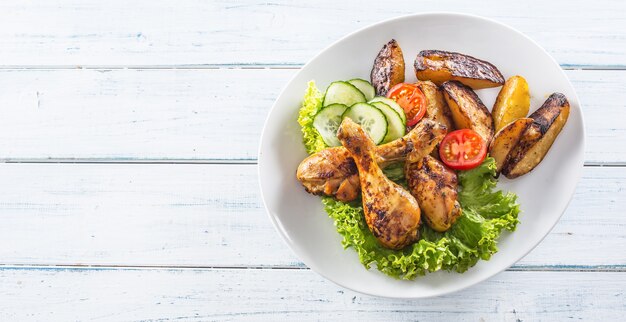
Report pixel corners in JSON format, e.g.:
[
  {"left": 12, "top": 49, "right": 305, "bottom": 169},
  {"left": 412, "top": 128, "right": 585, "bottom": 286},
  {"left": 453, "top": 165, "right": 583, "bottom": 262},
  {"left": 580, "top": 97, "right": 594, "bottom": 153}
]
[
  {"left": 296, "top": 119, "right": 447, "bottom": 201},
  {"left": 295, "top": 146, "right": 359, "bottom": 201},
  {"left": 406, "top": 155, "right": 462, "bottom": 232},
  {"left": 337, "top": 118, "right": 422, "bottom": 249},
  {"left": 416, "top": 80, "right": 454, "bottom": 132}
]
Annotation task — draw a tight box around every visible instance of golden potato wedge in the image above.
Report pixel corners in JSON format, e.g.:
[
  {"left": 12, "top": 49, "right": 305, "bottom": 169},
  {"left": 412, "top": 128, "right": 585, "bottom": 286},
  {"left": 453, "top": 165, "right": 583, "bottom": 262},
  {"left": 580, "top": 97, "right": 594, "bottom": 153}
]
[
  {"left": 492, "top": 76, "right": 530, "bottom": 132},
  {"left": 502, "top": 93, "right": 570, "bottom": 179},
  {"left": 441, "top": 80, "right": 494, "bottom": 144},
  {"left": 414, "top": 50, "right": 505, "bottom": 89},
  {"left": 370, "top": 39, "right": 405, "bottom": 96},
  {"left": 415, "top": 80, "right": 454, "bottom": 131},
  {"left": 489, "top": 117, "right": 533, "bottom": 175}
]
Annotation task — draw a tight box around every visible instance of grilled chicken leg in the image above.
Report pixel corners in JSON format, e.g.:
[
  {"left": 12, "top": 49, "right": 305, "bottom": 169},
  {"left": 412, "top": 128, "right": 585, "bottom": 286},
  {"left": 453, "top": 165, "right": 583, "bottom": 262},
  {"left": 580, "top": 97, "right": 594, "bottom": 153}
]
[
  {"left": 406, "top": 155, "right": 462, "bottom": 232},
  {"left": 337, "top": 118, "right": 422, "bottom": 249},
  {"left": 297, "top": 119, "right": 447, "bottom": 201}
]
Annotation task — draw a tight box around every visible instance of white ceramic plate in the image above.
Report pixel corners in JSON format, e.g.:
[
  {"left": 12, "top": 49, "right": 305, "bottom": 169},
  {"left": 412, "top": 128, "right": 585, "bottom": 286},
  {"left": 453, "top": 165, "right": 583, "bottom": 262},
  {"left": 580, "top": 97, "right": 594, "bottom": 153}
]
[{"left": 258, "top": 12, "right": 584, "bottom": 298}]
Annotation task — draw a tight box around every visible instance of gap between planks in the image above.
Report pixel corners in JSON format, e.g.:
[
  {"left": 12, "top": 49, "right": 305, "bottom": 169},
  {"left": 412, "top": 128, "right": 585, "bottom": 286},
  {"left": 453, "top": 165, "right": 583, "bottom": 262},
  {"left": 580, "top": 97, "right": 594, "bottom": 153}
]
[
  {"left": 0, "top": 263, "right": 624, "bottom": 273},
  {"left": 0, "top": 158, "right": 259, "bottom": 165},
  {"left": 0, "top": 64, "right": 624, "bottom": 71}
]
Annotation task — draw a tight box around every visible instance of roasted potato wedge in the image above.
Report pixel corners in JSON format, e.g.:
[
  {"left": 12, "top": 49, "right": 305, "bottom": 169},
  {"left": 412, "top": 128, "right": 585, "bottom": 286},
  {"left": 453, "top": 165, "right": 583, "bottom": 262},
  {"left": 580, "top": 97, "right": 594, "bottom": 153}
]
[
  {"left": 489, "top": 117, "right": 533, "bottom": 175},
  {"left": 502, "top": 93, "right": 570, "bottom": 179},
  {"left": 414, "top": 50, "right": 505, "bottom": 89},
  {"left": 492, "top": 76, "right": 530, "bottom": 132},
  {"left": 441, "top": 80, "right": 494, "bottom": 144},
  {"left": 415, "top": 80, "right": 454, "bottom": 131},
  {"left": 370, "top": 39, "right": 405, "bottom": 96}
]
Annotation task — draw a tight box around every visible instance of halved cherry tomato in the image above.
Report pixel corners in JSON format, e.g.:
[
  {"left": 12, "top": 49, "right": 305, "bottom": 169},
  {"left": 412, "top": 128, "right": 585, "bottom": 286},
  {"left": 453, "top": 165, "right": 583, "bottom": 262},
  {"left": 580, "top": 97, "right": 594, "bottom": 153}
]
[
  {"left": 386, "top": 83, "right": 427, "bottom": 127},
  {"left": 439, "top": 129, "right": 487, "bottom": 170}
]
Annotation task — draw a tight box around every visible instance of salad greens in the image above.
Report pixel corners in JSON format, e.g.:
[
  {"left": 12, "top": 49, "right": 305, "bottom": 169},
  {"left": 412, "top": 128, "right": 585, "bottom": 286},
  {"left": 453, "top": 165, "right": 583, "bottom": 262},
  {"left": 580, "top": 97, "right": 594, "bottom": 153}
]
[
  {"left": 299, "top": 81, "right": 520, "bottom": 279},
  {"left": 297, "top": 81, "right": 326, "bottom": 155}
]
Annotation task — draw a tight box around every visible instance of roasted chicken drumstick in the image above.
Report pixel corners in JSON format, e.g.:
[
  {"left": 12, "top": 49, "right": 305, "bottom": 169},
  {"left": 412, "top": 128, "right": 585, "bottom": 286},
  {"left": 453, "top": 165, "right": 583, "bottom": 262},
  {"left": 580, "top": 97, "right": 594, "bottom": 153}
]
[
  {"left": 337, "top": 118, "right": 422, "bottom": 249},
  {"left": 296, "top": 119, "right": 447, "bottom": 201},
  {"left": 405, "top": 155, "right": 462, "bottom": 232}
]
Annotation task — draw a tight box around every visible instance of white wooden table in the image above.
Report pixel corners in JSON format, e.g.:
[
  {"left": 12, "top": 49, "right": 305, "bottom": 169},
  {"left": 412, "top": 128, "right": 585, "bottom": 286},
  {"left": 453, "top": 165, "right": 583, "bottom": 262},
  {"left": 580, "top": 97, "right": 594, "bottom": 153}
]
[{"left": 0, "top": 1, "right": 624, "bottom": 320}]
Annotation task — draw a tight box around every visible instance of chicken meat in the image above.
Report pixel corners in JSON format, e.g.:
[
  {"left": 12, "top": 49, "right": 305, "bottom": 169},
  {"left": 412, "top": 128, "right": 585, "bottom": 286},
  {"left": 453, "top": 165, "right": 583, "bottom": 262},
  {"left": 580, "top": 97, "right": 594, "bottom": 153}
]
[
  {"left": 337, "top": 118, "right": 422, "bottom": 249},
  {"left": 405, "top": 155, "right": 462, "bottom": 232},
  {"left": 296, "top": 119, "right": 447, "bottom": 201}
]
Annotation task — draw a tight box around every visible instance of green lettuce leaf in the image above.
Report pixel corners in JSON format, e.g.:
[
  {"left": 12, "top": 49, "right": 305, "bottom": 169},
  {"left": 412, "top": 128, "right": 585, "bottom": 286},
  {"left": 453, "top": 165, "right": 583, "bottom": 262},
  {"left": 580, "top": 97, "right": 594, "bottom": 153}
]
[
  {"left": 457, "top": 159, "right": 520, "bottom": 231},
  {"left": 298, "top": 82, "right": 520, "bottom": 279},
  {"left": 381, "top": 162, "right": 404, "bottom": 181},
  {"left": 322, "top": 158, "right": 520, "bottom": 279},
  {"left": 297, "top": 81, "right": 327, "bottom": 154}
]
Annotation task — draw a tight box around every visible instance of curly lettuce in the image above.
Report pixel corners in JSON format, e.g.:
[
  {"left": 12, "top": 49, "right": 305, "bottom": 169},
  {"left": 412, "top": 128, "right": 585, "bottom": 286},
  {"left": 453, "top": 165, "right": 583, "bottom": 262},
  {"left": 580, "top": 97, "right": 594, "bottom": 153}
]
[
  {"left": 297, "top": 81, "right": 326, "bottom": 154},
  {"left": 300, "top": 82, "right": 520, "bottom": 279}
]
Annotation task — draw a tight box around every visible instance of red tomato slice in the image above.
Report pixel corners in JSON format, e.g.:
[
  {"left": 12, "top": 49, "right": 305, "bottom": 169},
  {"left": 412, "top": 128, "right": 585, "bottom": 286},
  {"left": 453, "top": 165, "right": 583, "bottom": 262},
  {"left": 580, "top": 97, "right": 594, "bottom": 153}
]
[
  {"left": 439, "top": 129, "right": 487, "bottom": 170},
  {"left": 386, "top": 83, "right": 427, "bottom": 127}
]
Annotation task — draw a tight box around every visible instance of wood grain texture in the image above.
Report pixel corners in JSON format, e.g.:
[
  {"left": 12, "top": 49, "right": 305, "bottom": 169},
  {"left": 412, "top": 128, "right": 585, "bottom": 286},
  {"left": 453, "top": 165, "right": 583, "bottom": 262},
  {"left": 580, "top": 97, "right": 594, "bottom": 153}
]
[
  {"left": 0, "top": 267, "right": 623, "bottom": 321},
  {"left": 0, "top": 68, "right": 272, "bottom": 161},
  {"left": 0, "top": 163, "right": 623, "bottom": 269},
  {"left": 0, "top": 0, "right": 625, "bottom": 67},
  {"left": 0, "top": 69, "right": 622, "bottom": 162}
]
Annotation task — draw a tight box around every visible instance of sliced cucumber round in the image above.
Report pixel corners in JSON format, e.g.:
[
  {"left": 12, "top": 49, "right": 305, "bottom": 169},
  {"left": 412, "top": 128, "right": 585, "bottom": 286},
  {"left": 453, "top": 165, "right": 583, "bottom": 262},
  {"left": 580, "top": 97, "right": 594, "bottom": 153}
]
[
  {"left": 370, "top": 101, "right": 406, "bottom": 143},
  {"left": 342, "top": 103, "right": 388, "bottom": 144},
  {"left": 323, "top": 81, "right": 366, "bottom": 107},
  {"left": 369, "top": 96, "right": 406, "bottom": 123},
  {"left": 348, "top": 78, "right": 375, "bottom": 101},
  {"left": 313, "top": 103, "right": 349, "bottom": 147}
]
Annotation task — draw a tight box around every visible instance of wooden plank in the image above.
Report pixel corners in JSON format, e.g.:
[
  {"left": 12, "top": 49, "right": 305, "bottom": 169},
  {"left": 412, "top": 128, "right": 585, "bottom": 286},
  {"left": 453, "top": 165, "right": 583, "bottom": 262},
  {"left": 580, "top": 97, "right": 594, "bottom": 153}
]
[
  {"left": 567, "top": 70, "right": 626, "bottom": 164},
  {"left": 0, "top": 267, "right": 623, "bottom": 321},
  {"left": 0, "top": 163, "right": 296, "bottom": 267},
  {"left": 0, "top": 1, "right": 625, "bottom": 67},
  {"left": 0, "top": 69, "right": 622, "bottom": 162},
  {"left": 0, "top": 163, "right": 623, "bottom": 269},
  {"left": 0, "top": 68, "right": 275, "bottom": 161}
]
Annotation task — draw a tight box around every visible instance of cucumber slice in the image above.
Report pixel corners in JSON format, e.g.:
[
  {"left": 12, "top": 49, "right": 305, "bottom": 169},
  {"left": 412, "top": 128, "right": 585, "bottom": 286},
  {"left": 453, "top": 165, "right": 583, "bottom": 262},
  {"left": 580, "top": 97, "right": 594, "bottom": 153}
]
[
  {"left": 323, "top": 81, "right": 366, "bottom": 107},
  {"left": 313, "top": 104, "right": 348, "bottom": 147},
  {"left": 369, "top": 96, "right": 406, "bottom": 123},
  {"left": 342, "top": 103, "right": 388, "bottom": 144},
  {"left": 348, "top": 78, "right": 375, "bottom": 101},
  {"left": 370, "top": 101, "right": 406, "bottom": 143}
]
